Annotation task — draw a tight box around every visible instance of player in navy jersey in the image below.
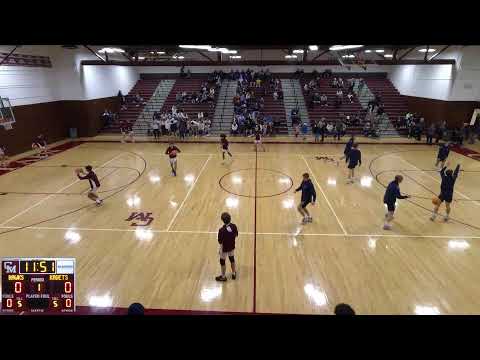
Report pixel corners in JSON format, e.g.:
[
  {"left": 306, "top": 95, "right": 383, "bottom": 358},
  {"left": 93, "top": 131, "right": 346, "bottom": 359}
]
[
  {"left": 0, "top": 145, "right": 8, "bottom": 168},
  {"left": 120, "top": 121, "right": 135, "bottom": 143},
  {"left": 346, "top": 143, "right": 361, "bottom": 184},
  {"left": 215, "top": 212, "right": 238, "bottom": 282},
  {"left": 253, "top": 129, "right": 265, "bottom": 152},
  {"left": 435, "top": 142, "right": 450, "bottom": 168},
  {"left": 294, "top": 173, "right": 317, "bottom": 224},
  {"left": 220, "top": 134, "right": 233, "bottom": 163},
  {"left": 165, "top": 143, "right": 181, "bottom": 176},
  {"left": 340, "top": 136, "right": 355, "bottom": 163},
  {"left": 77, "top": 165, "right": 103, "bottom": 206},
  {"left": 32, "top": 134, "right": 48, "bottom": 158},
  {"left": 431, "top": 164, "right": 461, "bottom": 222},
  {"left": 383, "top": 175, "right": 410, "bottom": 230}
]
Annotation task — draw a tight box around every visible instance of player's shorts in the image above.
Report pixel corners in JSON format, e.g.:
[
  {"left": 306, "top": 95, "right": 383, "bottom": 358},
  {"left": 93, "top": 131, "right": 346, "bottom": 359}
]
[
  {"left": 33, "top": 143, "right": 45, "bottom": 149},
  {"left": 219, "top": 248, "right": 235, "bottom": 260},
  {"left": 438, "top": 193, "right": 453, "bottom": 203},
  {"left": 300, "top": 200, "right": 311, "bottom": 209},
  {"left": 348, "top": 162, "right": 358, "bottom": 169},
  {"left": 88, "top": 185, "right": 98, "bottom": 195},
  {"left": 222, "top": 148, "right": 229, "bottom": 153},
  {"left": 169, "top": 157, "right": 177, "bottom": 164},
  {"left": 384, "top": 201, "right": 396, "bottom": 212},
  {"left": 437, "top": 156, "right": 447, "bottom": 162},
  {"left": 254, "top": 139, "right": 261, "bottom": 144}
]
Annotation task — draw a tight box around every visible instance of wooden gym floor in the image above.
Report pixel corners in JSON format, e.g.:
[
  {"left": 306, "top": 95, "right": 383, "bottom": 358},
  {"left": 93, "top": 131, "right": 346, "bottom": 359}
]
[{"left": 1, "top": 140, "right": 480, "bottom": 314}]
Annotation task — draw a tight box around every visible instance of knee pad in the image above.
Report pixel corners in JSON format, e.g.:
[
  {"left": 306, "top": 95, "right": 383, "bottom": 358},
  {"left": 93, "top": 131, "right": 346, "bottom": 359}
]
[
  {"left": 228, "top": 256, "right": 235, "bottom": 263},
  {"left": 220, "top": 259, "right": 226, "bottom": 266}
]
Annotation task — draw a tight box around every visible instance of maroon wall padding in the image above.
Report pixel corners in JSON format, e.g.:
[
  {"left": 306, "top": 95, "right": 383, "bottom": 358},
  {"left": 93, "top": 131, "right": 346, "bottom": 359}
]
[
  {"left": 0, "top": 97, "right": 119, "bottom": 156},
  {"left": 404, "top": 96, "right": 480, "bottom": 128}
]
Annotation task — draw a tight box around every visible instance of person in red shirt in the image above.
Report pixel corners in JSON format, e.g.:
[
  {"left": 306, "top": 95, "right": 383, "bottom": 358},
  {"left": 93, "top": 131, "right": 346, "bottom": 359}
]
[
  {"left": 220, "top": 134, "right": 233, "bottom": 164},
  {"left": 215, "top": 212, "right": 238, "bottom": 282},
  {"left": 76, "top": 165, "right": 103, "bottom": 206},
  {"left": 165, "top": 142, "right": 181, "bottom": 176},
  {"left": 120, "top": 121, "right": 135, "bottom": 143}
]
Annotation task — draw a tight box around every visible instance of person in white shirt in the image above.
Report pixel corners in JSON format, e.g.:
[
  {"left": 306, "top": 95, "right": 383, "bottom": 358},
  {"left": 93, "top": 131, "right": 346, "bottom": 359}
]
[
  {"left": 171, "top": 105, "right": 177, "bottom": 115},
  {"left": 198, "top": 112, "right": 204, "bottom": 120},
  {"left": 198, "top": 120, "right": 205, "bottom": 136},
  {"left": 231, "top": 120, "right": 239, "bottom": 135},
  {"left": 151, "top": 119, "right": 160, "bottom": 140},
  {"left": 204, "top": 118, "right": 211, "bottom": 136},
  {"left": 165, "top": 117, "right": 172, "bottom": 135},
  {"left": 190, "top": 119, "right": 199, "bottom": 137},
  {"left": 273, "top": 91, "right": 278, "bottom": 101}
]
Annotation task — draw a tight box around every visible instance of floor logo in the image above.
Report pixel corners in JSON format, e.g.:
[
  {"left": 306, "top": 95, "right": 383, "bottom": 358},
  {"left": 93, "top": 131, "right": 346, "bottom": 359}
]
[{"left": 125, "top": 212, "right": 154, "bottom": 226}]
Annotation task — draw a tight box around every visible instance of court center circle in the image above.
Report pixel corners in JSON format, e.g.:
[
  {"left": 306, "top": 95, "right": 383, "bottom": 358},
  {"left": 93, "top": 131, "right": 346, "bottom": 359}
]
[{"left": 219, "top": 168, "right": 293, "bottom": 198}]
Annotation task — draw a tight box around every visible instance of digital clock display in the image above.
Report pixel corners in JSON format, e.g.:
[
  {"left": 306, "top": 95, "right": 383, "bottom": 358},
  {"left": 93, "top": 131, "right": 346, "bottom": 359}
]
[{"left": 1, "top": 258, "right": 75, "bottom": 314}]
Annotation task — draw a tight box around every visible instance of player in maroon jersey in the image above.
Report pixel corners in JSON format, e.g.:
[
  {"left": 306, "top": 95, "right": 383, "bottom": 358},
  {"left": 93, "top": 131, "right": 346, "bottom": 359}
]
[
  {"left": 165, "top": 142, "right": 181, "bottom": 176},
  {"left": 120, "top": 121, "right": 135, "bottom": 143},
  {"left": 0, "top": 145, "right": 8, "bottom": 168},
  {"left": 253, "top": 129, "right": 265, "bottom": 152},
  {"left": 215, "top": 212, "right": 238, "bottom": 282},
  {"left": 76, "top": 165, "right": 103, "bottom": 206},
  {"left": 220, "top": 134, "right": 233, "bottom": 163},
  {"left": 32, "top": 134, "right": 48, "bottom": 158}
]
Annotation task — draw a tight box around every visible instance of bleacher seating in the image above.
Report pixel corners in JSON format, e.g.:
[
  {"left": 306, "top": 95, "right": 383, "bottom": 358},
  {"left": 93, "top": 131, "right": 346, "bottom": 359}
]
[
  {"left": 102, "top": 79, "right": 161, "bottom": 133},
  {"left": 363, "top": 77, "right": 409, "bottom": 126},
  {"left": 251, "top": 85, "right": 289, "bottom": 135},
  {"left": 300, "top": 77, "right": 363, "bottom": 134},
  {"left": 160, "top": 77, "right": 219, "bottom": 120}
]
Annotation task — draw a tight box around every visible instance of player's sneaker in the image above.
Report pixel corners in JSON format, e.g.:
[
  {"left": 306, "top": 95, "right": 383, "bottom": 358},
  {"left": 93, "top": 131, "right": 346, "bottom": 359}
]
[
  {"left": 215, "top": 275, "right": 227, "bottom": 282},
  {"left": 307, "top": 216, "right": 313, "bottom": 223},
  {"left": 430, "top": 216, "right": 436, "bottom": 221},
  {"left": 302, "top": 217, "right": 309, "bottom": 224},
  {"left": 232, "top": 273, "right": 237, "bottom": 280},
  {"left": 383, "top": 224, "right": 392, "bottom": 230},
  {"left": 444, "top": 216, "right": 449, "bottom": 222}
]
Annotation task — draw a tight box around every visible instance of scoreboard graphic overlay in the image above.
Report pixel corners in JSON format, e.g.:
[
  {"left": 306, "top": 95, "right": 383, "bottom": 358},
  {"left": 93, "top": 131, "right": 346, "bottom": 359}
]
[{"left": 1, "top": 258, "right": 75, "bottom": 313}]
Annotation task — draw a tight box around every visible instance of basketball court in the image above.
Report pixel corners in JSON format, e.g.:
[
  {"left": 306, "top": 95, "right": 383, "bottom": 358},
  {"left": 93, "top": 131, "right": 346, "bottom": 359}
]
[{"left": 1, "top": 139, "right": 480, "bottom": 314}]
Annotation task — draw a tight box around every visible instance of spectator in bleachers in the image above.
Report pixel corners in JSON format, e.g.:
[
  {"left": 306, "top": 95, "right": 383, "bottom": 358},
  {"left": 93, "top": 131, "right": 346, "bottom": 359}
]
[
  {"left": 326, "top": 122, "right": 334, "bottom": 136},
  {"left": 332, "top": 78, "right": 338, "bottom": 88},
  {"left": 335, "top": 90, "right": 343, "bottom": 108},
  {"left": 301, "top": 121, "right": 309, "bottom": 141},
  {"left": 357, "top": 78, "right": 365, "bottom": 94},
  {"left": 231, "top": 118, "right": 239, "bottom": 136},
  {"left": 273, "top": 90, "right": 279, "bottom": 101},
  {"left": 313, "top": 92, "right": 321, "bottom": 104},
  {"left": 347, "top": 92, "right": 354, "bottom": 103},
  {"left": 171, "top": 105, "right": 177, "bottom": 115},
  {"left": 338, "top": 78, "right": 344, "bottom": 88},
  {"left": 133, "top": 92, "right": 146, "bottom": 107},
  {"left": 363, "top": 121, "right": 372, "bottom": 137},
  {"left": 304, "top": 83, "right": 309, "bottom": 95},
  {"left": 320, "top": 94, "right": 328, "bottom": 107},
  {"left": 335, "top": 119, "right": 344, "bottom": 140}
]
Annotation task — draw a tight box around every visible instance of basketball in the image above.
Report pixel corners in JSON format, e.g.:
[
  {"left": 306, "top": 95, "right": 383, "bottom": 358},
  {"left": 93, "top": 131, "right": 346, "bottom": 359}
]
[
  {"left": 75, "top": 168, "right": 83, "bottom": 175},
  {"left": 432, "top": 196, "right": 441, "bottom": 206}
]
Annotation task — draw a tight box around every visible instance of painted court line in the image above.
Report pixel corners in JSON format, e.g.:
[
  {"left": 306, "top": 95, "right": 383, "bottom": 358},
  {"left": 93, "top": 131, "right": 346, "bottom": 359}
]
[
  {"left": 396, "top": 156, "right": 480, "bottom": 207},
  {"left": 166, "top": 155, "right": 212, "bottom": 231},
  {"left": 301, "top": 155, "right": 348, "bottom": 235},
  {"left": 0, "top": 152, "right": 126, "bottom": 226},
  {"left": 1, "top": 225, "right": 480, "bottom": 239}
]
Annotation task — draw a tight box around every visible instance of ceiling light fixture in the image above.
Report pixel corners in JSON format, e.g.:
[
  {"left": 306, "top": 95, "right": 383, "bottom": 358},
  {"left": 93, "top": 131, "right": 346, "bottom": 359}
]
[
  {"left": 384, "top": 54, "right": 393, "bottom": 58},
  {"left": 285, "top": 54, "right": 297, "bottom": 59},
  {"left": 329, "top": 45, "right": 364, "bottom": 51},
  {"left": 230, "top": 55, "right": 242, "bottom": 59},
  {"left": 308, "top": 45, "right": 319, "bottom": 51},
  {"left": 342, "top": 54, "right": 355, "bottom": 58},
  {"left": 98, "top": 47, "right": 125, "bottom": 54},
  {"left": 365, "top": 50, "right": 372, "bottom": 53},
  {"left": 418, "top": 48, "right": 436, "bottom": 53},
  {"left": 375, "top": 49, "right": 385, "bottom": 53},
  {"left": 293, "top": 49, "right": 304, "bottom": 54}
]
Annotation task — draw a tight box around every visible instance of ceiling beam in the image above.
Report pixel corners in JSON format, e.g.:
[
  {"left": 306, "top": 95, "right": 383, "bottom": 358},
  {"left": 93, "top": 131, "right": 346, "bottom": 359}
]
[
  {"left": 428, "top": 45, "right": 450, "bottom": 61},
  {"left": 121, "top": 52, "right": 134, "bottom": 63},
  {"left": 195, "top": 50, "right": 215, "bottom": 63},
  {"left": 302, "top": 45, "right": 308, "bottom": 63},
  {"left": 0, "top": 45, "right": 19, "bottom": 66},
  {"left": 83, "top": 45, "right": 106, "bottom": 62},
  {"left": 424, "top": 45, "right": 429, "bottom": 62},
  {"left": 392, "top": 49, "right": 398, "bottom": 61},
  {"left": 311, "top": 49, "right": 329, "bottom": 61},
  {"left": 398, "top": 47, "right": 416, "bottom": 61},
  {"left": 375, "top": 52, "right": 385, "bottom": 60}
]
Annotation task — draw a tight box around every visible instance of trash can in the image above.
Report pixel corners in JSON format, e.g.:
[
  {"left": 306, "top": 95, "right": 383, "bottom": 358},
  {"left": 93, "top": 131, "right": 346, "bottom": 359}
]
[{"left": 69, "top": 128, "right": 78, "bottom": 139}]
